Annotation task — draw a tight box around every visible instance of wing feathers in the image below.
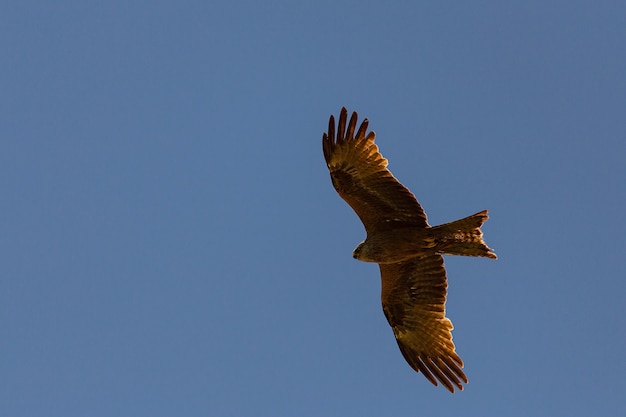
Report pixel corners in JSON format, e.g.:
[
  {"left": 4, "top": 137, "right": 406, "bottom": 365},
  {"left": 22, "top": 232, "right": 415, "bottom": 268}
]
[
  {"left": 380, "top": 255, "right": 467, "bottom": 393},
  {"left": 323, "top": 108, "right": 428, "bottom": 231}
]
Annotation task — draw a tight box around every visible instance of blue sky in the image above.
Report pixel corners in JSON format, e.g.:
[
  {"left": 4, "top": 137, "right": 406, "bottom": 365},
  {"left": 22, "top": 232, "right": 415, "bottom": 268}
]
[{"left": 2, "top": 1, "right": 625, "bottom": 416}]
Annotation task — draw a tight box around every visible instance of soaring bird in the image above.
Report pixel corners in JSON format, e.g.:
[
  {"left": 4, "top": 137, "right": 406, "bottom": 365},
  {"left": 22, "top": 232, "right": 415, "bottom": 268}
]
[{"left": 322, "top": 107, "right": 497, "bottom": 393}]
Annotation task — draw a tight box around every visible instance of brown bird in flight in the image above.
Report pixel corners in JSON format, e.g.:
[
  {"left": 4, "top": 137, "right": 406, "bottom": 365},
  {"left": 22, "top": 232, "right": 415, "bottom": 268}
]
[{"left": 322, "top": 107, "right": 497, "bottom": 393}]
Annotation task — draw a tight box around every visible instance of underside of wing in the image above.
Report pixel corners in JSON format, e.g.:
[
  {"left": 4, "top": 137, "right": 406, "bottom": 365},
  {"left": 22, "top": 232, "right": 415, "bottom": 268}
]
[
  {"left": 322, "top": 108, "right": 428, "bottom": 231},
  {"left": 380, "top": 255, "right": 467, "bottom": 393}
]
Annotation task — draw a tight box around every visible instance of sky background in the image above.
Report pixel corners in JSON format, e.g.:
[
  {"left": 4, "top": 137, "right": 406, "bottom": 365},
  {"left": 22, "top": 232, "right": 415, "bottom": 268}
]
[{"left": 2, "top": 1, "right": 625, "bottom": 416}]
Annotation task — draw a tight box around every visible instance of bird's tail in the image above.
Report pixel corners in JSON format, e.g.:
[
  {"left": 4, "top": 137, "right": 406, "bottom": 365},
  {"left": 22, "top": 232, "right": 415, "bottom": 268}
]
[{"left": 431, "top": 210, "right": 497, "bottom": 259}]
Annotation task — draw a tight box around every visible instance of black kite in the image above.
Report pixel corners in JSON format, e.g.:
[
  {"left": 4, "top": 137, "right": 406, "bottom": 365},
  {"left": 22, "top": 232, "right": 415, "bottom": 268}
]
[{"left": 322, "top": 107, "right": 497, "bottom": 393}]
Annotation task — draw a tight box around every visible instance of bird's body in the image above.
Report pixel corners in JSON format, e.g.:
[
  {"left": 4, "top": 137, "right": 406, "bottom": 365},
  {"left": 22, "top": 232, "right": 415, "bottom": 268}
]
[
  {"left": 352, "top": 226, "right": 435, "bottom": 263},
  {"left": 322, "top": 107, "right": 496, "bottom": 393}
]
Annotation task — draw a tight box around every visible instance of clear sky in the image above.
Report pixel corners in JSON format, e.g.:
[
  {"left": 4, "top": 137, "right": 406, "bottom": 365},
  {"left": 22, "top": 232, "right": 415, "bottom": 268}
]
[{"left": 2, "top": 1, "right": 625, "bottom": 416}]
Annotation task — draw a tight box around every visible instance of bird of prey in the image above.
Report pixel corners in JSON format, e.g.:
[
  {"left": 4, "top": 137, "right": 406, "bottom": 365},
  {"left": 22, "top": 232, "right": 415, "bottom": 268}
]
[{"left": 322, "top": 107, "right": 497, "bottom": 393}]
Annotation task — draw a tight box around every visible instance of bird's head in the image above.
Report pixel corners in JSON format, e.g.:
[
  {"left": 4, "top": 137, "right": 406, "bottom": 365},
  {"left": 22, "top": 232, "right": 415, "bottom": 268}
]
[{"left": 352, "top": 241, "right": 366, "bottom": 261}]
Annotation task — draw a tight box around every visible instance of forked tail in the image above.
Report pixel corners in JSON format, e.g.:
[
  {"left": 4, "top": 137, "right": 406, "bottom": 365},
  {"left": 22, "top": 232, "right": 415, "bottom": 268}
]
[{"left": 432, "top": 210, "right": 497, "bottom": 259}]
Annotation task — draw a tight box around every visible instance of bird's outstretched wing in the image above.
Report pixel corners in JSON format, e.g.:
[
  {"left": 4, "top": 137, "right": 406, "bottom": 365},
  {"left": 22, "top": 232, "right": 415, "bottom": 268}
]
[
  {"left": 322, "top": 107, "right": 428, "bottom": 232},
  {"left": 380, "top": 255, "right": 467, "bottom": 393}
]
